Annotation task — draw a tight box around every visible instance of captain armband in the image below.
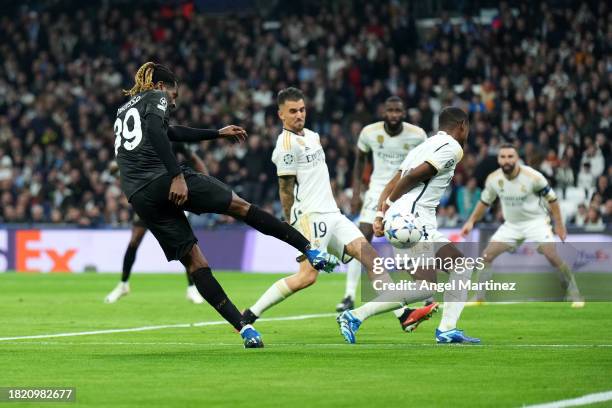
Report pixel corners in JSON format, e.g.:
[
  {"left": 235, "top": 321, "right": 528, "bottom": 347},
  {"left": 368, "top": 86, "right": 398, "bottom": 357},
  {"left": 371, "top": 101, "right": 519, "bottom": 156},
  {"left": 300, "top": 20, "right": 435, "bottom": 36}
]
[{"left": 538, "top": 185, "right": 557, "bottom": 202}]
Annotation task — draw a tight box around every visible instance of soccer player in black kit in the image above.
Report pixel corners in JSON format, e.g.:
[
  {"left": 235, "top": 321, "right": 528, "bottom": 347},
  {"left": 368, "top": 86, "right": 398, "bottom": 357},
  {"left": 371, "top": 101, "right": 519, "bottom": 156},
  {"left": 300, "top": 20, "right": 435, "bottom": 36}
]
[
  {"left": 104, "top": 144, "right": 207, "bottom": 304},
  {"left": 114, "top": 62, "right": 338, "bottom": 348}
]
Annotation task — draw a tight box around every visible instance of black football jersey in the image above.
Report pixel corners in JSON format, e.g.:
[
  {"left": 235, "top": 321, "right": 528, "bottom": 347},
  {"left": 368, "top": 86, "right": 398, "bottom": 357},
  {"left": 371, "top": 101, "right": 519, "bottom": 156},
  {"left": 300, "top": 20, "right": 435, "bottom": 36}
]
[{"left": 114, "top": 89, "right": 172, "bottom": 199}]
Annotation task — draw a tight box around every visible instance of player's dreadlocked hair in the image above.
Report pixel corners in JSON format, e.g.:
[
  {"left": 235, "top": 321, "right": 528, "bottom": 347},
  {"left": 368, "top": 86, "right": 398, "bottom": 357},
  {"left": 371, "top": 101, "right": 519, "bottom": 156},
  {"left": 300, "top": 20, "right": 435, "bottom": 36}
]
[{"left": 123, "top": 62, "right": 178, "bottom": 97}]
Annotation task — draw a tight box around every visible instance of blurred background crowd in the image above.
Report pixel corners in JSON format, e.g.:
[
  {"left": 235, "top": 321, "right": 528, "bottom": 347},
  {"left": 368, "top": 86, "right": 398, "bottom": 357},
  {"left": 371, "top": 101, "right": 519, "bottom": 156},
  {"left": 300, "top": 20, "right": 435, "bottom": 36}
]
[{"left": 0, "top": 0, "right": 610, "bottom": 229}]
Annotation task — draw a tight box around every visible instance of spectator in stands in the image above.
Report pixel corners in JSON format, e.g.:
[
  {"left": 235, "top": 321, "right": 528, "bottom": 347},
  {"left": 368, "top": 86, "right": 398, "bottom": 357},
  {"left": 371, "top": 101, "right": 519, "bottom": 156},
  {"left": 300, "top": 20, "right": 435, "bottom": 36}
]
[
  {"left": 603, "top": 199, "right": 612, "bottom": 225},
  {"left": 577, "top": 163, "right": 595, "bottom": 190},
  {"left": 555, "top": 158, "right": 575, "bottom": 189},
  {"left": 584, "top": 207, "right": 605, "bottom": 232},
  {"left": 456, "top": 177, "right": 481, "bottom": 221},
  {"left": 0, "top": 0, "right": 609, "bottom": 228},
  {"left": 438, "top": 205, "right": 459, "bottom": 227},
  {"left": 594, "top": 175, "right": 611, "bottom": 202},
  {"left": 574, "top": 204, "right": 588, "bottom": 227}
]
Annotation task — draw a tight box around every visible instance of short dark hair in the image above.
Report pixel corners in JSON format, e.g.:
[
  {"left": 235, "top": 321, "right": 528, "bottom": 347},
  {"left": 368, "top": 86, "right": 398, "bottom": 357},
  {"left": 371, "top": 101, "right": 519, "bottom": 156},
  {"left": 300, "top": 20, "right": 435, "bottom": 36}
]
[
  {"left": 499, "top": 143, "right": 518, "bottom": 152},
  {"left": 438, "top": 106, "right": 468, "bottom": 130},
  {"left": 385, "top": 95, "right": 404, "bottom": 106},
  {"left": 277, "top": 87, "right": 305, "bottom": 106}
]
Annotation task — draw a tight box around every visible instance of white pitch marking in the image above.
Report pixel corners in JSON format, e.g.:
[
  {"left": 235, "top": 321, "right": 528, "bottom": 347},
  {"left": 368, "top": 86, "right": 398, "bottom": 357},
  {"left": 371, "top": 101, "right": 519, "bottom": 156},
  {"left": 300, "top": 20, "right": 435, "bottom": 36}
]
[
  {"left": 0, "top": 313, "right": 337, "bottom": 341},
  {"left": 521, "top": 390, "right": 612, "bottom": 408},
  {"left": 2, "top": 341, "right": 612, "bottom": 349}
]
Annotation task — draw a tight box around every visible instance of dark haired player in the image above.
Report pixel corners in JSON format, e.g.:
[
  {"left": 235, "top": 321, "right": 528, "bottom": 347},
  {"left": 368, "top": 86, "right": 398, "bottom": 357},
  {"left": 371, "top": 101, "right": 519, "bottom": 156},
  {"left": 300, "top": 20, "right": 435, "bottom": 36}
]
[
  {"left": 340, "top": 96, "right": 436, "bottom": 332},
  {"left": 114, "top": 63, "right": 338, "bottom": 348},
  {"left": 241, "top": 88, "right": 435, "bottom": 329},
  {"left": 104, "top": 143, "right": 207, "bottom": 304},
  {"left": 339, "top": 107, "right": 481, "bottom": 344},
  {"left": 461, "top": 144, "right": 584, "bottom": 307}
]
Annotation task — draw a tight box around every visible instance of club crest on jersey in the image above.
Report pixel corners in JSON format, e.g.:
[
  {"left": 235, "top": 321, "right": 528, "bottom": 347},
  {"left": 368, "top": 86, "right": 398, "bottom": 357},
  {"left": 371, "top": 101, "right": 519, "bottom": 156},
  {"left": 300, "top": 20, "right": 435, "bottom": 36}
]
[
  {"left": 376, "top": 135, "right": 384, "bottom": 148},
  {"left": 498, "top": 179, "right": 504, "bottom": 191},
  {"left": 521, "top": 184, "right": 527, "bottom": 193},
  {"left": 404, "top": 143, "right": 410, "bottom": 150},
  {"left": 444, "top": 159, "right": 455, "bottom": 169},
  {"left": 296, "top": 138, "right": 305, "bottom": 146},
  {"left": 283, "top": 154, "right": 294, "bottom": 164},
  {"left": 157, "top": 97, "right": 168, "bottom": 112}
]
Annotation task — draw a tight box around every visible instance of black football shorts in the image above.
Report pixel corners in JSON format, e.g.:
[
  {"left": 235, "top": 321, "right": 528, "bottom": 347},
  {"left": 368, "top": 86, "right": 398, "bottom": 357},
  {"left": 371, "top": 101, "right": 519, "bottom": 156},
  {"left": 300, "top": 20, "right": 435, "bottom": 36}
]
[{"left": 130, "top": 169, "right": 233, "bottom": 261}]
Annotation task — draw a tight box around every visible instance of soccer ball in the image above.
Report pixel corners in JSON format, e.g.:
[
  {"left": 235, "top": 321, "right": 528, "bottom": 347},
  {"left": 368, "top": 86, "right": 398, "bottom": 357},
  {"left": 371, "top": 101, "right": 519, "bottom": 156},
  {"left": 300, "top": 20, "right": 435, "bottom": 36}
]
[{"left": 383, "top": 209, "right": 423, "bottom": 248}]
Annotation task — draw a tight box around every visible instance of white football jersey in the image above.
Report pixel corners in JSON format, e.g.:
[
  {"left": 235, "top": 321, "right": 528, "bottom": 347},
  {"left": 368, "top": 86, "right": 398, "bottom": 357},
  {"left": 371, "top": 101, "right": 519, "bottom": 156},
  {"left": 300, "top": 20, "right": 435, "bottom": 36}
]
[
  {"left": 272, "top": 128, "right": 339, "bottom": 218},
  {"left": 397, "top": 131, "right": 464, "bottom": 216},
  {"left": 480, "top": 165, "right": 557, "bottom": 224},
  {"left": 358, "top": 121, "right": 427, "bottom": 190}
]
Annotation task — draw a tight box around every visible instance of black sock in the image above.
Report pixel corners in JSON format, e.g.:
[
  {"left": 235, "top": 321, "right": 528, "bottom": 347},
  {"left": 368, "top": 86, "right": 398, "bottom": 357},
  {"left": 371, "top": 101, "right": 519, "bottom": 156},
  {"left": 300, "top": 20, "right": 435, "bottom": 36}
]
[
  {"left": 191, "top": 267, "right": 245, "bottom": 331},
  {"left": 121, "top": 245, "right": 138, "bottom": 283},
  {"left": 242, "top": 205, "right": 310, "bottom": 253},
  {"left": 398, "top": 308, "right": 415, "bottom": 322},
  {"left": 185, "top": 270, "right": 194, "bottom": 286}
]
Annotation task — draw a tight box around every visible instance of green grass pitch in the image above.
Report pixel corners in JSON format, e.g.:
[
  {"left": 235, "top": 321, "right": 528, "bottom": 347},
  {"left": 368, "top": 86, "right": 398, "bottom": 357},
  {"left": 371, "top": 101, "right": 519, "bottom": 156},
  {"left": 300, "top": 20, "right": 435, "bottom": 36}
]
[{"left": 1, "top": 272, "right": 611, "bottom": 408}]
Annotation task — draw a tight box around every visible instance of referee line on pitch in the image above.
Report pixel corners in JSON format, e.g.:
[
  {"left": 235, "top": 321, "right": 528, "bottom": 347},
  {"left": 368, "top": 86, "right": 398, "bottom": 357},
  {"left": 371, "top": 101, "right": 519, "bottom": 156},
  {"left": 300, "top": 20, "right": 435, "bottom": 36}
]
[
  {"left": 0, "top": 312, "right": 337, "bottom": 342},
  {"left": 521, "top": 390, "right": 612, "bottom": 408}
]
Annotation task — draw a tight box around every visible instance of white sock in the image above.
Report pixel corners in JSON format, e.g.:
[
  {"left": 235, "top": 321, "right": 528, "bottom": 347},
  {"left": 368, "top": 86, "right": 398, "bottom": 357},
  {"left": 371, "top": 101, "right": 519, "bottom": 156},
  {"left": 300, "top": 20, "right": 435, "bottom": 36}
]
[
  {"left": 352, "top": 301, "right": 403, "bottom": 321},
  {"left": 392, "top": 308, "right": 406, "bottom": 318},
  {"left": 438, "top": 267, "right": 472, "bottom": 332},
  {"left": 353, "top": 284, "right": 435, "bottom": 322},
  {"left": 345, "top": 259, "right": 361, "bottom": 299},
  {"left": 250, "top": 278, "right": 293, "bottom": 317}
]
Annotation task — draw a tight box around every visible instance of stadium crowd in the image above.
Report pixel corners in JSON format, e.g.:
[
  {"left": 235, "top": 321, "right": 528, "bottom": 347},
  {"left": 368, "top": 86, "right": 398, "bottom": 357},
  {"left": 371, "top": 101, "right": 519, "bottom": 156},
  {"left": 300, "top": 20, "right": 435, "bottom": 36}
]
[{"left": 0, "top": 0, "right": 610, "bottom": 229}]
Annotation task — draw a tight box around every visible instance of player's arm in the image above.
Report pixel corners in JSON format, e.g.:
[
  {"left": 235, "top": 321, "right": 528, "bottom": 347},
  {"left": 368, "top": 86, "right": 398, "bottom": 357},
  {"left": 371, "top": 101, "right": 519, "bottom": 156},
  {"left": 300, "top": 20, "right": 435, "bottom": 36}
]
[
  {"left": 272, "top": 135, "right": 298, "bottom": 221},
  {"left": 536, "top": 181, "right": 565, "bottom": 241},
  {"left": 372, "top": 171, "right": 401, "bottom": 236},
  {"left": 146, "top": 115, "right": 187, "bottom": 206},
  {"left": 461, "top": 201, "right": 490, "bottom": 237},
  {"left": 351, "top": 148, "right": 370, "bottom": 215},
  {"left": 168, "top": 125, "right": 247, "bottom": 143},
  {"left": 278, "top": 176, "right": 296, "bottom": 221},
  {"left": 548, "top": 200, "right": 566, "bottom": 241},
  {"left": 387, "top": 162, "right": 437, "bottom": 204}
]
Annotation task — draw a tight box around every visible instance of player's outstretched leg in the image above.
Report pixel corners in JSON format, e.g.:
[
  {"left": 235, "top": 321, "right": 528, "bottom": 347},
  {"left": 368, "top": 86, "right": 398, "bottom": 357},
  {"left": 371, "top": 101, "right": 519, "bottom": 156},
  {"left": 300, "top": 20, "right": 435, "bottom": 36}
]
[
  {"left": 539, "top": 243, "right": 584, "bottom": 308},
  {"left": 243, "top": 259, "right": 318, "bottom": 324},
  {"left": 435, "top": 244, "right": 480, "bottom": 344},
  {"left": 338, "top": 286, "right": 438, "bottom": 344},
  {"left": 182, "top": 244, "right": 263, "bottom": 348},
  {"left": 105, "top": 225, "right": 146, "bottom": 303},
  {"left": 225, "top": 194, "right": 338, "bottom": 272},
  {"left": 337, "top": 237, "right": 438, "bottom": 343}
]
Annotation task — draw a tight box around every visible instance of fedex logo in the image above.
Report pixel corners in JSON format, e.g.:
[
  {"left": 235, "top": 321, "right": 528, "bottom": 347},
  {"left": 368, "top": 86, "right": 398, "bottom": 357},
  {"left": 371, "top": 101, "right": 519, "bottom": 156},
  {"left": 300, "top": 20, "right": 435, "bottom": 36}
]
[{"left": 16, "top": 230, "right": 77, "bottom": 272}]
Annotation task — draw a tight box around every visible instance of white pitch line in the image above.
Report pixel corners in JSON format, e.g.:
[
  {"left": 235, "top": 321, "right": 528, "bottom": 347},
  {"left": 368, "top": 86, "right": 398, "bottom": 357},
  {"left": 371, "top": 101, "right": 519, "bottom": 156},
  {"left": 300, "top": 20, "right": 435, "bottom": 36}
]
[
  {"left": 0, "top": 312, "right": 336, "bottom": 342},
  {"left": 522, "top": 390, "right": 612, "bottom": 408},
  {"left": 2, "top": 341, "right": 612, "bottom": 349}
]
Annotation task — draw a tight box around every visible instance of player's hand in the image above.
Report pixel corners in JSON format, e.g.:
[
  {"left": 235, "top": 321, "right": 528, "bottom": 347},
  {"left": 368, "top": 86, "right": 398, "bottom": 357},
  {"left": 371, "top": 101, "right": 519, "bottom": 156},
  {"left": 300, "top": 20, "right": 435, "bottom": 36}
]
[
  {"left": 555, "top": 224, "right": 567, "bottom": 242},
  {"left": 373, "top": 217, "right": 385, "bottom": 237},
  {"left": 460, "top": 221, "right": 474, "bottom": 237},
  {"left": 218, "top": 125, "right": 248, "bottom": 143},
  {"left": 350, "top": 194, "right": 362, "bottom": 216},
  {"left": 169, "top": 174, "right": 188, "bottom": 206}
]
